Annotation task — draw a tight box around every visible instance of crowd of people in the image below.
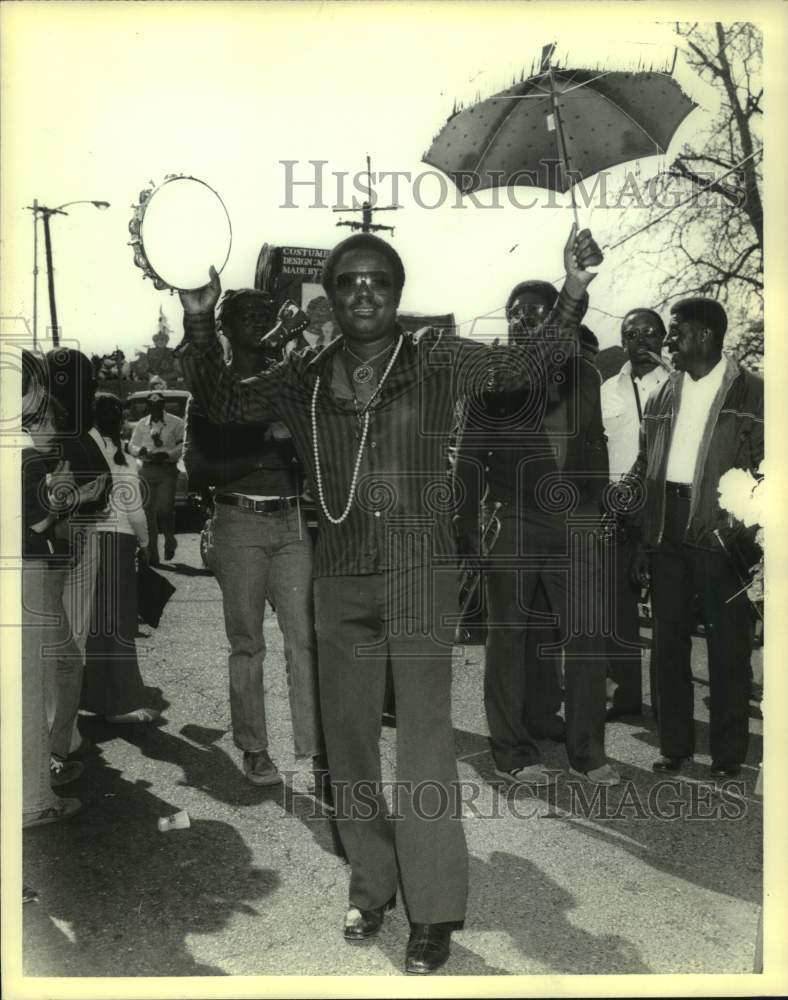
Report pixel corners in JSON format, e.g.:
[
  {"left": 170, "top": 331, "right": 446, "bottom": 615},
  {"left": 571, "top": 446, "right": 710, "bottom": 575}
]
[{"left": 20, "top": 223, "right": 762, "bottom": 975}]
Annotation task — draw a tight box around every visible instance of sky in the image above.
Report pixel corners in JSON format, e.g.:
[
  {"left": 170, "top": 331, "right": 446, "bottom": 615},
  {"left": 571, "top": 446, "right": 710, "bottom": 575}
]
[{"left": 2, "top": 2, "right": 722, "bottom": 359}]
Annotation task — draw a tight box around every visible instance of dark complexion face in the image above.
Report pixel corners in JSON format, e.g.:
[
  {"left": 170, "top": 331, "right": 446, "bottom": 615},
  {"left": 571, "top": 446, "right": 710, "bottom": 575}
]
[
  {"left": 328, "top": 249, "right": 400, "bottom": 345},
  {"left": 506, "top": 291, "right": 551, "bottom": 345},
  {"left": 148, "top": 400, "right": 165, "bottom": 421},
  {"left": 225, "top": 297, "right": 276, "bottom": 353},
  {"left": 665, "top": 311, "right": 717, "bottom": 375},
  {"left": 621, "top": 310, "right": 665, "bottom": 375}
]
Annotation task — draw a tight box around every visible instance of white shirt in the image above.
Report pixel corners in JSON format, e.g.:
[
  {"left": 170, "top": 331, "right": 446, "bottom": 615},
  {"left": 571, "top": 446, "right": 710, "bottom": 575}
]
[
  {"left": 128, "top": 411, "right": 184, "bottom": 463},
  {"left": 665, "top": 357, "right": 728, "bottom": 484},
  {"left": 600, "top": 361, "right": 668, "bottom": 480},
  {"left": 89, "top": 428, "right": 149, "bottom": 546}
]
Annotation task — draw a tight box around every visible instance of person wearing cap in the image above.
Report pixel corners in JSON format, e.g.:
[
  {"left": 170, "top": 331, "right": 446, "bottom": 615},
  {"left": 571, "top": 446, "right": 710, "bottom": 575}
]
[
  {"left": 178, "top": 225, "right": 603, "bottom": 975},
  {"left": 627, "top": 297, "right": 762, "bottom": 778},
  {"left": 128, "top": 386, "right": 184, "bottom": 565},
  {"left": 455, "top": 280, "right": 616, "bottom": 790},
  {"left": 182, "top": 288, "right": 326, "bottom": 790},
  {"left": 600, "top": 308, "right": 669, "bottom": 720}
]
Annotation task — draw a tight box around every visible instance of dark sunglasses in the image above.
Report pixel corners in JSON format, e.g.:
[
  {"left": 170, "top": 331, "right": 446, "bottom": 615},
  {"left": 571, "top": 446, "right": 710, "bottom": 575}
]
[
  {"left": 622, "top": 326, "right": 660, "bottom": 341},
  {"left": 334, "top": 271, "right": 393, "bottom": 293}
]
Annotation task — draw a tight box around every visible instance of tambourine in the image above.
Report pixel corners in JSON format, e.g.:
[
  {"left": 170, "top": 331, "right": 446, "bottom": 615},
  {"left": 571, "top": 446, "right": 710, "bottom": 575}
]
[{"left": 128, "top": 175, "right": 232, "bottom": 292}]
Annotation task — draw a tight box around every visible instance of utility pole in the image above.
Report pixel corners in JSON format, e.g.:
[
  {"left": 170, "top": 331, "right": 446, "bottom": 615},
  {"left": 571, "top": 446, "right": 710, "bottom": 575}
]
[{"left": 333, "top": 155, "right": 400, "bottom": 235}]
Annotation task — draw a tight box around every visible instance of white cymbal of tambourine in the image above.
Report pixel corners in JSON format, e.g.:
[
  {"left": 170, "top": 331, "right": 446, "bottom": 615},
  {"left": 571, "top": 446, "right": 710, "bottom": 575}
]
[{"left": 129, "top": 175, "right": 232, "bottom": 292}]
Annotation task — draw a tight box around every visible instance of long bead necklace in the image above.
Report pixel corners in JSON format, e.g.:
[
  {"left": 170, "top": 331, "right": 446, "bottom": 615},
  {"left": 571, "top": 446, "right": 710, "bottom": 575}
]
[
  {"left": 312, "top": 334, "right": 403, "bottom": 525},
  {"left": 344, "top": 339, "right": 396, "bottom": 385}
]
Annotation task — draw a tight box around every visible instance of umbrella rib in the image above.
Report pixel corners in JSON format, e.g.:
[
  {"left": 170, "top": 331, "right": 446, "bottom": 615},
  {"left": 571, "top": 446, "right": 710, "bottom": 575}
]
[
  {"left": 470, "top": 99, "right": 529, "bottom": 178},
  {"left": 584, "top": 88, "right": 666, "bottom": 153}
]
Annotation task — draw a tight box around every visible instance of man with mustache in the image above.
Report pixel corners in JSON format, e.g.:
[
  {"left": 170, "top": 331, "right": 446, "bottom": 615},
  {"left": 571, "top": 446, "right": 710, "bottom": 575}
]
[
  {"left": 628, "top": 298, "right": 762, "bottom": 779},
  {"left": 177, "top": 224, "right": 602, "bottom": 974}
]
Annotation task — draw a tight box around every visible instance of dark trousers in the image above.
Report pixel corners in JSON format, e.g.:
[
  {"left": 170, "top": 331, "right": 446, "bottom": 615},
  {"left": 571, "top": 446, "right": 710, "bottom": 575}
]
[
  {"left": 606, "top": 533, "right": 647, "bottom": 714},
  {"left": 484, "top": 514, "right": 608, "bottom": 773},
  {"left": 651, "top": 493, "right": 752, "bottom": 764},
  {"left": 314, "top": 570, "right": 468, "bottom": 925},
  {"left": 140, "top": 463, "right": 177, "bottom": 562},
  {"left": 522, "top": 580, "right": 565, "bottom": 736}
]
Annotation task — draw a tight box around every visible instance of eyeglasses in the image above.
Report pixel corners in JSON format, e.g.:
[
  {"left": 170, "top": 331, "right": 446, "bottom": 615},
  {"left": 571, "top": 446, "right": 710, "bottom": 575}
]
[
  {"left": 334, "top": 271, "right": 393, "bottom": 293},
  {"left": 507, "top": 302, "right": 548, "bottom": 321},
  {"left": 622, "top": 326, "right": 659, "bottom": 341}
]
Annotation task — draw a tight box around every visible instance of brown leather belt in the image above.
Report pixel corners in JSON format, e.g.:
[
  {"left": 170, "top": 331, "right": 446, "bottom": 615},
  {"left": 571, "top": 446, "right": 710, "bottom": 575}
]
[
  {"left": 215, "top": 493, "right": 299, "bottom": 514},
  {"left": 665, "top": 481, "right": 692, "bottom": 499}
]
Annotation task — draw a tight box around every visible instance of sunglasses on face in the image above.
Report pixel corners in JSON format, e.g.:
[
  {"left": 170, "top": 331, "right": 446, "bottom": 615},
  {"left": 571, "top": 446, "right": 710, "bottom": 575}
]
[
  {"left": 622, "top": 326, "right": 660, "bottom": 341},
  {"left": 334, "top": 271, "right": 393, "bottom": 293},
  {"left": 508, "top": 302, "right": 548, "bottom": 320}
]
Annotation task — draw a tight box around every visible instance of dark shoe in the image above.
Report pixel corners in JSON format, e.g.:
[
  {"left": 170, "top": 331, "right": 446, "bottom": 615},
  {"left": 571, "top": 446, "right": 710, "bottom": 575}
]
[
  {"left": 164, "top": 538, "right": 177, "bottom": 561},
  {"left": 710, "top": 761, "right": 741, "bottom": 778},
  {"left": 50, "top": 757, "right": 84, "bottom": 787},
  {"left": 242, "top": 750, "right": 282, "bottom": 787},
  {"left": 652, "top": 756, "right": 689, "bottom": 773},
  {"left": 405, "top": 922, "right": 453, "bottom": 974},
  {"left": 343, "top": 896, "right": 396, "bottom": 943}
]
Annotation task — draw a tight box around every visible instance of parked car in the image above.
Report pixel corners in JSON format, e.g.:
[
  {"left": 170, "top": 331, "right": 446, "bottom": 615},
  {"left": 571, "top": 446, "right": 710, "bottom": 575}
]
[{"left": 121, "top": 389, "right": 205, "bottom": 524}]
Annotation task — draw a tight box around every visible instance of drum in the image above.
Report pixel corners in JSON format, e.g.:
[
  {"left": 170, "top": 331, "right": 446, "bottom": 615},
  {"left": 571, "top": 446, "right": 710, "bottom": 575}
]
[{"left": 128, "top": 175, "right": 232, "bottom": 291}]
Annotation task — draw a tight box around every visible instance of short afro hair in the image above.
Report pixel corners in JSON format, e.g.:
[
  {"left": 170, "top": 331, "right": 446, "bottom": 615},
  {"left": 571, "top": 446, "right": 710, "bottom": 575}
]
[
  {"left": 505, "top": 280, "right": 590, "bottom": 317},
  {"left": 322, "top": 234, "right": 405, "bottom": 297},
  {"left": 621, "top": 308, "right": 667, "bottom": 341},
  {"left": 217, "top": 288, "right": 277, "bottom": 336},
  {"left": 505, "top": 280, "right": 558, "bottom": 314},
  {"left": 671, "top": 297, "right": 728, "bottom": 343}
]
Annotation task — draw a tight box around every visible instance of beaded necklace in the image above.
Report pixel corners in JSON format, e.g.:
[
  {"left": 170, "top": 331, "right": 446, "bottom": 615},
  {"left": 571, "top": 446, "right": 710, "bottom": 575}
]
[{"left": 311, "top": 334, "right": 403, "bottom": 525}]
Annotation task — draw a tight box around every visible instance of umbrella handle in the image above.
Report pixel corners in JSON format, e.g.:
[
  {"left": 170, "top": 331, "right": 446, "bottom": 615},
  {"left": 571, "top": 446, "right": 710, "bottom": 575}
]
[{"left": 547, "top": 66, "right": 580, "bottom": 229}]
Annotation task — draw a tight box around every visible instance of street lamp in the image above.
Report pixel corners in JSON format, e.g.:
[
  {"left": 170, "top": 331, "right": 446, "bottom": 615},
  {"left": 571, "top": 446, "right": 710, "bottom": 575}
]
[{"left": 25, "top": 199, "right": 111, "bottom": 348}]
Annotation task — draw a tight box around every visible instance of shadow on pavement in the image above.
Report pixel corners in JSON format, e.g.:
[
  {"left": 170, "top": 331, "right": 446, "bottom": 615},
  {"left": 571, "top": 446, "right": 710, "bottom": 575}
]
[
  {"left": 454, "top": 723, "right": 762, "bottom": 909},
  {"left": 22, "top": 750, "right": 280, "bottom": 977},
  {"left": 83, "top": 714, "right": 346, "bottom": 861}
]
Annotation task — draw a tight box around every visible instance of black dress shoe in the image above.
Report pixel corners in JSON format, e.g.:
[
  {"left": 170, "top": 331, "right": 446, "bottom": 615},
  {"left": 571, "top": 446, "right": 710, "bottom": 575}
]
[
  {"left": 710, "top": 761, "right": 741, "bottom": 778},
  {"left": 652, "top": 756, "right": 689, "bottom": 773},
  {"left": 405, "top": 922, "right": 452, "bottom": 974},
  {"left": 343, "top": 896, "right": 395, "bottom": 943}
]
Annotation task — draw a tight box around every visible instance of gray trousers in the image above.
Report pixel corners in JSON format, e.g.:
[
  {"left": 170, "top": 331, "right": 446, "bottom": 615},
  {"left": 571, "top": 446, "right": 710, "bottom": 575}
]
[{"left": 314, "top": 570, "right": 468, "bottom": 925}]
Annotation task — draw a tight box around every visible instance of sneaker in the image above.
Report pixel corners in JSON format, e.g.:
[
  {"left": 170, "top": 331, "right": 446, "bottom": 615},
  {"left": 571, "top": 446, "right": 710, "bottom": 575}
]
[
  {"left": 570, "top": 764, "right": 621, "bottom": 786},
  {"left": 242, "top": 750, "right": 282, "bottom": 787},
  {"left": 24, "top": 797, "right": 81, "bottom": 828},
  {"left": 50, "top": 757, "right": 84, "bottom": 787},
  {"left": 494, "top": 763, "right": 558, "bottom": 785},
  {"left": 106, "top": 708, "right": 161, "bottom": 724}
]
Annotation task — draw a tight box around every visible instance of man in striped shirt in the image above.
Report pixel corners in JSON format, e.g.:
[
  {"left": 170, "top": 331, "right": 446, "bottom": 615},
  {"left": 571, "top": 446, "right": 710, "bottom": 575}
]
[{"left": 177, "top": 225, "right": 602, "bottom": 975}]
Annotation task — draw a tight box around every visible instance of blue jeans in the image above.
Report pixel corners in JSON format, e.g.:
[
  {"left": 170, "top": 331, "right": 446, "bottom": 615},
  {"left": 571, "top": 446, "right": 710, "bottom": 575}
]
[
  {"left": 23, "top": 563, "right": 84, "bottom": 777},
  {"left": 213, "top": 502, "right": 323, "bottom": 758}
]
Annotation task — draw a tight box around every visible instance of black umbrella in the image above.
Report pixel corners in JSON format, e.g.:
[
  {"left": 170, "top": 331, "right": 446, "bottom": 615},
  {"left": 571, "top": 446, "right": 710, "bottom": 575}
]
[{"left": 423, "top": 44, "right": 697, "bottom": 219}]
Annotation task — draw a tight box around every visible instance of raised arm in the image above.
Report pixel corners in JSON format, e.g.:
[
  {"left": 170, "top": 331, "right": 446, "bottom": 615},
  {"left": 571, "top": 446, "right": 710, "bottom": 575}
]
[
  {"left": 451, "top": 225, "right": 602, "bottom": 398},
  {"left": 177, "top": 267, "right": 284, "bottom": 425}
]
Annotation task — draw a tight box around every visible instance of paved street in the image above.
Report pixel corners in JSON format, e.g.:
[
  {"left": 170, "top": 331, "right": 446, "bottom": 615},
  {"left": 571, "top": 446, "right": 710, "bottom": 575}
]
[{"left": 22, "top": 533, "right": 763, "bottom": 978}]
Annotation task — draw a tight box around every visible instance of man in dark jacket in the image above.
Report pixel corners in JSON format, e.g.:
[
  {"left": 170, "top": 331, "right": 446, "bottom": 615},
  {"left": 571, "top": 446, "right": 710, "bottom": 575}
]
[
  {"left": 455, "top": 281, "right": 617, "bottom": 787},
  {"left": 628, "top": 297, "right": 762, "bottom": 778}
]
